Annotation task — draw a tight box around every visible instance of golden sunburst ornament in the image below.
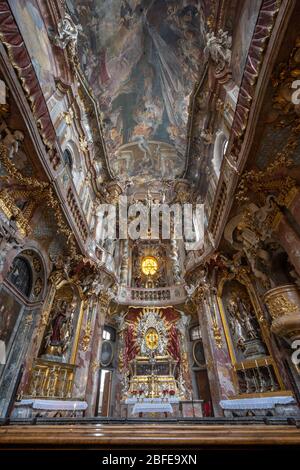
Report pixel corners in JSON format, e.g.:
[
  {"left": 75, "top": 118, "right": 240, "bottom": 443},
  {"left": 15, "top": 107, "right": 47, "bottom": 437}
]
[
  {"left": 141, "top": 256, "right": 159, "bottom": 276},
  {"left": 145, "top": 327, "right": 159, "bottom": 350}
]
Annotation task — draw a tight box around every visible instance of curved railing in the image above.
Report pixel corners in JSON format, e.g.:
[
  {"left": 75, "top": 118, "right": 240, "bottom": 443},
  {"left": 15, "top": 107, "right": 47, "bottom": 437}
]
[{"left": 117, "top": 285, "right": 187, "bottom": 306}]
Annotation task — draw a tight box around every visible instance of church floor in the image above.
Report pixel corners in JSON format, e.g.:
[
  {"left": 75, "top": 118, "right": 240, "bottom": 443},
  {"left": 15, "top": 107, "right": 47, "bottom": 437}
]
[{"left": 0, "top": 421, "right": 300, "bottom": 447}]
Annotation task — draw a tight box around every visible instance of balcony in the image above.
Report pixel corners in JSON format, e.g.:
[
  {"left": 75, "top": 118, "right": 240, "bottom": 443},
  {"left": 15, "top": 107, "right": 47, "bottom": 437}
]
[{"left": 117, "top": 285, "right": 187, "bottom": 306}]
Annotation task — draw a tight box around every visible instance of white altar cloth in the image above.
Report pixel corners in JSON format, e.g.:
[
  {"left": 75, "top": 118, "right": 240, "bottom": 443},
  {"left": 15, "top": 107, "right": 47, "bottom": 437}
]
[
  {"left": 220, "top": 396, "right": 295, "bottom": 410},
  {"left": 15, "top": 399, "right": 88, "bottom": 411},
  {"left": 126, "top": 397, "right": 179, "bottom": 404},
  {"left": 132, "top": 402, "right": 173, "bottom": 414}
]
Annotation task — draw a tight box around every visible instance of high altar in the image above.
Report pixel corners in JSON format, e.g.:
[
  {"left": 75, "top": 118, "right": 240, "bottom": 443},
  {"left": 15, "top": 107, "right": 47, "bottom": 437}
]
[
  {"left": 118, "top": 307, "right": 193, "bottom": 415},
  {"left": 128, "top": 355, "right": 178, "bottom": 399}
]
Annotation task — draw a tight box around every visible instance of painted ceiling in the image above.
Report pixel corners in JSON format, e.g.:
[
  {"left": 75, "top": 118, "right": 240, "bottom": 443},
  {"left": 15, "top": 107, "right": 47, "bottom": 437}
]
[{"left": 67, "top": 0, "right": 207, "bottom": 180}]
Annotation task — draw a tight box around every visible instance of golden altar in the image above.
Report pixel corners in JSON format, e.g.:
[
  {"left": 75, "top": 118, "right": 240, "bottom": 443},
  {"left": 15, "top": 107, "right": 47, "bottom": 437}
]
[{"left": 128, "top": 355, "right": 178, "bottom": 398}]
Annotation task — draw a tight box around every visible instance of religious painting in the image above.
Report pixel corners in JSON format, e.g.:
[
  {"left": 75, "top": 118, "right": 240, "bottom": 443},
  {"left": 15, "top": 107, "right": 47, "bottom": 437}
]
[
  {"left": 220, "top": 280, "right": 267, "bottom": 364},
  {"left": 0, "top": 287, "right": 23, "bottom": 348},
  {"left": 67, "top": 0, "right": 208, "bottom": 180},
  {"left": 39, "top": 283, "right": 82, "bottom": 364},
  {"left": 10, "top": 0, "right": 57, "bottom": 99}
]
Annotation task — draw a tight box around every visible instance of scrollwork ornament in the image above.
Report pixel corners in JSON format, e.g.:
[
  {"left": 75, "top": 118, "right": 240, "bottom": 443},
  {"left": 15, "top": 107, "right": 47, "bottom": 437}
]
[{"left": 265, "top": 295, "right": 298, "bottom": 319}]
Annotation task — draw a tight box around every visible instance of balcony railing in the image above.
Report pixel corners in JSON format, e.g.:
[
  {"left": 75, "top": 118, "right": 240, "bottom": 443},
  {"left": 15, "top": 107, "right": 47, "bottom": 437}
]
[{"left": 117, "top": 285, "right": 187, "bottom": 306}]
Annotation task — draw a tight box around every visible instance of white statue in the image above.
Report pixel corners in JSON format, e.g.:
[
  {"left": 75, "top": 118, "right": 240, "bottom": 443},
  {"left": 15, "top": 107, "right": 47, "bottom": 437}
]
[
  {"left": 52, "top": 14, "right": 82, "bottom": 49},
  {"left": 176, "top": 310, "right": 191, "bottom": 336},
  {"left": 184, "top": 283, "right": 196, "bottom": 297},
  {"left": 113, "top": 311, "right": 127, "bottom": 332},
  {"left": 204, "top": 29, "right": 232, "bottom": 73},
  {"left": 1, "top": 127, "right": 24, "bottom": 160},
  {"left": 227, "top": 299, "right": 246, "bottom": 348}
]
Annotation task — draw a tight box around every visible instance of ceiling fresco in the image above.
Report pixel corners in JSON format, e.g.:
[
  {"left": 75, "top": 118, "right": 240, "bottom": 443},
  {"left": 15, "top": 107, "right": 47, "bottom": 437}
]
[{"left": 67, "top": 0, "right": 207, "bottom": 180}]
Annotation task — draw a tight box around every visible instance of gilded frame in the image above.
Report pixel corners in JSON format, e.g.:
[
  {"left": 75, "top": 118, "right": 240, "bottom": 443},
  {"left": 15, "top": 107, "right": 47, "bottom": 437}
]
[{"left": 217, "top": 271, "right": 286, "bottom": 395}]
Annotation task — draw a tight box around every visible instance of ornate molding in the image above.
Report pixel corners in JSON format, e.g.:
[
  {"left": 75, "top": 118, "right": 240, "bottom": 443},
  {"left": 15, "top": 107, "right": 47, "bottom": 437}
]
[
  {"left": 264, "top": 284, "right": 300, "bottom": 342},
  {"left": 0, "top": 1, "right": 60, "bottom": 168},
  {"left": 231, "top": 0, "right": 281, "bottom": 155}
]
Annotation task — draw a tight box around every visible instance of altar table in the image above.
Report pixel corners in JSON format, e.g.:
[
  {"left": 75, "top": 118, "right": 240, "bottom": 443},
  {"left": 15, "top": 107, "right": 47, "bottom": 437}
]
[{"left": 132, "top": 402, "right": 173, "bottom": 415}]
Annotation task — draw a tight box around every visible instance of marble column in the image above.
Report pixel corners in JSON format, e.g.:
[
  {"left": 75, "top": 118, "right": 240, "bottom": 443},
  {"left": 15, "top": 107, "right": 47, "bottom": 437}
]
[
  {"left": 170, "top": 239, "right": 183, "bottom": 284},
  {"left": 120, "top": 240, "right": 129, "bottom": 286},
  {"left": 84, "top": 292, "right": 110, "bottom": 416},
  {"left": 195, "top": 288, "right": 236, "bottom": 416},
  {"left": 0, "top": 307, "right": 37, "bottom": 417}
]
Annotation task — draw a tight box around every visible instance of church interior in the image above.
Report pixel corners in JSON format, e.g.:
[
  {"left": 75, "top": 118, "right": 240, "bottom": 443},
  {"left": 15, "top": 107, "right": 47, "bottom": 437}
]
[{"left": 1, "top": 0, "right": 300, "bottom": 452}]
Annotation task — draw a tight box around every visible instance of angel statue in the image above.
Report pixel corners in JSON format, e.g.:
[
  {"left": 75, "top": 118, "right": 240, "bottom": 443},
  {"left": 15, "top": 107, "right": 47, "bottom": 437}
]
[
  {"left": 51, "top": 14, "right": 82, "bottom": 49},
  {"left": 204, "top": 29, "right": 232, "bottom": 74}
]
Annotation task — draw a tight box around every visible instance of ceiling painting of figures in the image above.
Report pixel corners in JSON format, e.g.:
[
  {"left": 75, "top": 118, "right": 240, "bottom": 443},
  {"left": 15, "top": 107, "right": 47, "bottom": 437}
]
[{"left": 67, "top": 0, "right": 207, "bottom": 180}]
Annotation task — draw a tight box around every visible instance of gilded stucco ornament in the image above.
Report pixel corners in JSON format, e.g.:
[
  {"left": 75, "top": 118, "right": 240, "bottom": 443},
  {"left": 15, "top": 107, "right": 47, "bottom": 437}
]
[
  {"left": 81, "top": 320, "right": 92, "bottom": 352},
  {"left": 136, "top": 310, "right": 168, "bottom": 357},
  {"left": 224, "top": 200, "right": 278, "bottom": 290},
  {"left": 264, "top": 284, "right": 300, "bottom": 343},
  {"left": 0, "top": 138, "right": 79, "bottom": 256}
]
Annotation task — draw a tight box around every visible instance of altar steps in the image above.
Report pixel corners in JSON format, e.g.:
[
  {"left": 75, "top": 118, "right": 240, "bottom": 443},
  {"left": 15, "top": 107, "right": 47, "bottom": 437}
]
[
  {"left": 0, "top": 421, "right": 300, "bottom": 447},
  {"left": 1, "top": 415, "right": 300, "bottom": 426}
]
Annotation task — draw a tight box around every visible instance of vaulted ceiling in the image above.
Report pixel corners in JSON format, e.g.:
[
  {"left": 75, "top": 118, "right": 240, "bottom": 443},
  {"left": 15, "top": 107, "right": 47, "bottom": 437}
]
[{"left": 67, "top": 0, "right": 207, "bottom": 181}]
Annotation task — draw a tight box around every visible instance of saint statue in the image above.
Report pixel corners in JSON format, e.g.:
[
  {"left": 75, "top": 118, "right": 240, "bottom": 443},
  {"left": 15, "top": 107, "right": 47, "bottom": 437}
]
[
  {"left": 44, "top": 300, "right": 74, "bottom": 357},
  {"left": 227, "top": 298, "right": 246, "bottom": 350},
  {"left": 238, "top": 298, "right": 259, "bottom": 340}
]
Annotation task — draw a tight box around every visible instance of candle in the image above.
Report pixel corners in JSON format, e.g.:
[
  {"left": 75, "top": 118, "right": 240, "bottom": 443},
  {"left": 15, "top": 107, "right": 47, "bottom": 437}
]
[
  {"left": 241, "top": 362, "right": 245, "bottom": 370},
  {"left": 255, "top": 360, "right": 259, "bottom": 368},
  {"left": 73, "top": 402, "right": 77, "bottom": 417}
]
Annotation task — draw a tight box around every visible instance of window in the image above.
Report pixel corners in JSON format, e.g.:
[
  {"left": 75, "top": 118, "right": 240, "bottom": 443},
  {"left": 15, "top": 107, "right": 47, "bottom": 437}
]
[
  {"left": 190, "top": 325, "right": 201, "bottom": 341},
  {"left": 7, "top": 257, "right": 32, "bottom": 298},
  {"left": 63, "top": 149, "right": 73, "bottom": 171},
  {"left": 102, "top": 325, "right": 116, "bottom": 342}
]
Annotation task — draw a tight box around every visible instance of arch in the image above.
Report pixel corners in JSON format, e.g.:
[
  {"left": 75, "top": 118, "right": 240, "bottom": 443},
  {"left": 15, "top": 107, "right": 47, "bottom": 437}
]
[
  {"left": 63, "top": 148, "right": 73, "bottom": 171},
  {"left": 7, "top": 256, "right": 32, "bottom": 298},
  {"left": 5, "top": 248, "right": 46, "bottom": 302},
  {"left": 64, "top": 140, "right": 81, "bottom": 169},
  {"left": 212, "top": 130, "right": 228, "bottom": 178}
]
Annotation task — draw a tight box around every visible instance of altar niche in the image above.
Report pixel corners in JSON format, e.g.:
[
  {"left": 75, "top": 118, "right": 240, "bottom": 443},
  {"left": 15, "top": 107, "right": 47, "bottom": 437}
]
[
  {"left": 217, "top": 275, "right": 286, "bottom": 397},
  {"left": 26, "top": 282, "right": 84, "bottom": 400},
  {"left": 39, "top": 283, "right": 82, "bottom": 363},
  {"left": 117, "top": 306, "right": 193, "bottom": 418}
]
